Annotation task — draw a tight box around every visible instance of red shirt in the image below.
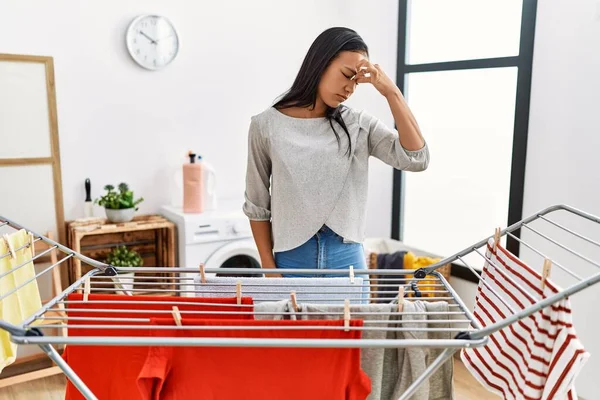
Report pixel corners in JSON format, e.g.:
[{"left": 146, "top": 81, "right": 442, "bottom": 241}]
[
  {"left": 138, "top": 318, "right": 371, "bottom": 400},
  {"left": 63, "top": 294, "right": 254, "bottom": 400}
]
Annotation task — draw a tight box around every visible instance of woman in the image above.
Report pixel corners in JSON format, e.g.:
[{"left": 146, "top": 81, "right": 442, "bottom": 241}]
[{"left": 243, "top": 27, "right": 429, "bottom": 279}]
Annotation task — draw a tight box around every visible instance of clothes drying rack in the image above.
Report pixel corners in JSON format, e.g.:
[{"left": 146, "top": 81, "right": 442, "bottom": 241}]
[{"left": 1, "top": 204, "right": 600, "bottom": 400}]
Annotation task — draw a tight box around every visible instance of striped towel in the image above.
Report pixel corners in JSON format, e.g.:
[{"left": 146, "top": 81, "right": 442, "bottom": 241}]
[{"left": 461, "top": 239, "right": 589, "bottom": 400}]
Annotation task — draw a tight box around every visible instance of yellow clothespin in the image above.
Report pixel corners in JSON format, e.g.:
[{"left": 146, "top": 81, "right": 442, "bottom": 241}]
[
  {"left": 349, "top": 265, "right": 355, "bottom": 284},
  {"left": 398, "top": 286, "right": 405, "bottom": 313},
  {"left": 493, "top": 227, "right": 501, "bottom": 251},
  {"left": 343, "top": 299, "right": 350, "bottom": 332},
  {"left": 541, "top": 259, "right": 552, "bottom": 290},
  {"left": 236, "top": 280, "right": 242, "bottom": 305},
  {"left": 199, "top": 263, "right": 206, "bottom": 284},
  {"left": 83, "top": 276, "right": 91, "bottom": 302},
  {"left": 2, "top": 234, "right": 16, "bottom": 260},
  {"left": 28, "top": 232, "right": 35, "bottom": 258},
  {"left": 171, "top": 306, "right": 182, "bottom": 326},
  {"left": 290, "top": 291, "right": 299, "bottom": 312}
]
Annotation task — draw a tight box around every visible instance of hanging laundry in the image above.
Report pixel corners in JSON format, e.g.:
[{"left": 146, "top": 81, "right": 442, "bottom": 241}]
[
  {"left": 384, "top": 300, "right": 454, "bottom": 399},
  {"left": 375, "top": 251, "right": 407, "bottom": 300},
  {"left": 253, "top": 299, "right": 292, "bottom": 320},
  {"left": 461, "top": 240, "right": 589, "bottom": 400},
  {"left": 137, "top": 318, "right": 371, "bottom": 400},
  {"left": 296, "top": 301, "right": 454, "bottom": 400},
  {"left": 0, "top": 229, "right": 42, "bottom": 372},
  {"left": 63, "top": 294, "right": 254, "bottom": 400}
]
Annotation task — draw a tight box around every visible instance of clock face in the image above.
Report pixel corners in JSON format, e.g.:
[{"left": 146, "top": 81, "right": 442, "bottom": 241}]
[{"left": 126, "top": 15, "right": 179, "bottom": 70}]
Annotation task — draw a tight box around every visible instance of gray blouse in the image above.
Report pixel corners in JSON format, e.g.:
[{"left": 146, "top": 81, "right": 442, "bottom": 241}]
[{"left": 243, "top": 106, "right": 429, "bottom": 252}]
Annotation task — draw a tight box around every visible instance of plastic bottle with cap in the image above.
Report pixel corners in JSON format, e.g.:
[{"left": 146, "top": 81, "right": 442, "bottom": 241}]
[{"left": 183, "top": 151, "right": 204, "bottom": 213}]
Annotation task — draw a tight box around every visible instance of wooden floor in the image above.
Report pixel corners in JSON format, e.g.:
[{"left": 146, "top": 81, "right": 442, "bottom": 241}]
[
  {"left": 0, "top": 359, "right": 498, "bottom": 400},
  {"left": 454, "top": 359, "right": 500, "bottom": 399}
]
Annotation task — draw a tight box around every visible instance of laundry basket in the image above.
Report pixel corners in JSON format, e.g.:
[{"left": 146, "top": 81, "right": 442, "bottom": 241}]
[{"left": 363, "top": 238, "right": 451, "bottom": 300}]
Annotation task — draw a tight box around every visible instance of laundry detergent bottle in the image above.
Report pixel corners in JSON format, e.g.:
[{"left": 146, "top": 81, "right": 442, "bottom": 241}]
[{"left": 183, "top": 151, "right": 204, "bottom": 213}]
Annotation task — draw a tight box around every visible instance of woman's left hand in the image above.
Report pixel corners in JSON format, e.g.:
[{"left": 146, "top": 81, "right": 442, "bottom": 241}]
[{"left": 353, "top": 60, "right": 400, "bottom": 98}]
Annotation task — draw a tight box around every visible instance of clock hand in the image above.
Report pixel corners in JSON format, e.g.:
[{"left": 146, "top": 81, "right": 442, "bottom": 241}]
[
  {"left": 155, "top": 34, "right": 174, "bottom": 43},
  {"left": 140, "top": 31, "right": 157, "bottom": 44}
]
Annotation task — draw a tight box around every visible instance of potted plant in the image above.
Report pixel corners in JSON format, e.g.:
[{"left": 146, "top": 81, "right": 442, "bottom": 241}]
[
  {"left": 95, "top": 183, "right": 144, "bottom": 223},
  {"left": 104, "top": 246, "right": 144, "bottom": 293}
]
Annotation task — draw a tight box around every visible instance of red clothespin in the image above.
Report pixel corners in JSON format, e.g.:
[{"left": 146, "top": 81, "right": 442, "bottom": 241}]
[
  {"left": 171, "top": 306, "right": 182, "bottom": 326},
  {"left": 541, "top": 259, "right": 552, "bottom": 291}
]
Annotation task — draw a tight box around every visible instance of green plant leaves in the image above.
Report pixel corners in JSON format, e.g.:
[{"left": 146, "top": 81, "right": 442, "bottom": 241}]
[
  {"left": 94, "top": 182, "right": 144, "bottom": 210},
  {"left": 104, "top": 245, "right": 144, "bottom": 267},
  {"left": 118, "top": 183, "right": 129, "bottom": 193}
]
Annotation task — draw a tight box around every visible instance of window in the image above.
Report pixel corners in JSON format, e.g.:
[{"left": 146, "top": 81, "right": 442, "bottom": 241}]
[
  {"left": 407, "top": 0, "right": 523, "bottom": 64},
  {"left": 393, "top": 0, "right": 537, "bottom": 272}
]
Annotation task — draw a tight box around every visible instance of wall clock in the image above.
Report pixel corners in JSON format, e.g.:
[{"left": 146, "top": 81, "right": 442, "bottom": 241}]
[{"left": 126, "top": 15, "right": 179, "bottom": 70}]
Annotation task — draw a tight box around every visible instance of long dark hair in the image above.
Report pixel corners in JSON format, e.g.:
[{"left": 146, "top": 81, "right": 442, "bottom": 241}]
[{"left": 274, "top": 27, "right": 369, "bottom": 157}]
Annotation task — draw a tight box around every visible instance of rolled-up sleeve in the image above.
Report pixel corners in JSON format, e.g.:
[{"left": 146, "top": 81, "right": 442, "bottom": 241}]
[
  {"left": 242, "top": 116, "right": 272, "bottom": 221},
  {"left": 365, "top": 112, "right": 430, "bottom": 172}
]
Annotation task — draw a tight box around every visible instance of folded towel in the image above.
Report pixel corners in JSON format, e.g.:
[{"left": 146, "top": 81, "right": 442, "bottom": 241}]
[{"left": 193, "top": 276, "right": 365, "bottom": 304}]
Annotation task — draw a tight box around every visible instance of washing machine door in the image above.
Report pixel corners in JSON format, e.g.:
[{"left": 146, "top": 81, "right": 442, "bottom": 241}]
[{"left": 204, "top": 239, "right": 262, "bottom": 278}]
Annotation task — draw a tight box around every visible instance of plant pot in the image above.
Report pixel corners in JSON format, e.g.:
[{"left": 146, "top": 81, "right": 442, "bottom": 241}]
[
  {"left": 105, "top": 207, "right": 135, "bottom": 223},
  {"left": 114, "top": 271, "right": 135, "bottom": 295}
]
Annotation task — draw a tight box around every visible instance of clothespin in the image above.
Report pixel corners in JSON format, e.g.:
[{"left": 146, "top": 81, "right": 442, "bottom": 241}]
[
  {"left": 83, "top": 276, "right": 91, "bottom": 302},
  {"left": 171, "top": 306, "right": 182, "bottom": 326},
  {"left": 349, "top": 265, "right": 355, "bottom": 284},
  {"left": 2, "top": 234, "right": 16, "bottom": 260},
  {"left": 28, "top": 232, "right": 35, "bottom": 258},
  {"left": 541, "top": 259, "right": 552, "bottom": 290},
  {"left": 493, "top": 227, "right": 501, "bottom": 251},
  {"left": 236, "top": 280, "right": 242, "bottom": 305},
  {"left": 290, "top": 291, "right": 299, "bottom": 312},
  {"left": 343, "top": 299, "right": 350, "bottom": 332},
  {"left": 199, "top": 263, "right": 206, "bottom": 284},
  {"left": 398, "top": 286, "right": 405, "bottom": 312}
]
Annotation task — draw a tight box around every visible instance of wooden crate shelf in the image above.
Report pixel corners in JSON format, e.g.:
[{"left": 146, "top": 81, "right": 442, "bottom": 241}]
[{"left": 65, "top": 214, "right": 178, "bottom": 296}]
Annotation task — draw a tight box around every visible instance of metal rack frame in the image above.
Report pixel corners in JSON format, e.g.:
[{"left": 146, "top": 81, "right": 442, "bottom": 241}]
[{"left": 1, "top": 204, "right": 600, "bottom": 400}]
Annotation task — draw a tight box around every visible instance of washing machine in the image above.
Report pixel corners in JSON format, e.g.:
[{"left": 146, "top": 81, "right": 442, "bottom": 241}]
[{"left": 160, "top": 206, "right": 261, "bottom": 296}]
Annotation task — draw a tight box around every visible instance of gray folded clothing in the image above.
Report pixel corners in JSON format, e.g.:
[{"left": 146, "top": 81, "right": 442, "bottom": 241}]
[
  {"left": 253, "top": 300, "right": 293, "bottom": 320},
  {"left": 298, "top": 300, "right": 454, "bottom": 400}
]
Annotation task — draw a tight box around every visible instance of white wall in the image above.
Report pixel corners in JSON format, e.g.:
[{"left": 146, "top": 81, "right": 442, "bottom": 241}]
[
  {"left": 0, "top": 0, "right": 399, "bottom": 238},
  {"left": 0, "top": 0, "right": 401, "bottom": 363},
  {"left": 522, "top": 1, "right": 600, "bottom": 398}
]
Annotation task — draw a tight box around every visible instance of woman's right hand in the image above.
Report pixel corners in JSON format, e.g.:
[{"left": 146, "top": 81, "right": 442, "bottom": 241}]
[{"left": 262, "top": 260, "right": 283, "bottom": 278}]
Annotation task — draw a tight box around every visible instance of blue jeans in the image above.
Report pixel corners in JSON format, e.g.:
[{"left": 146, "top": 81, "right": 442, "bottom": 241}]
[
  {"left": 274, "top": 226, "right": 370, "bottom": 301},
  {"left": 274, "top": 226, "right": 367, "bottom": 276}
]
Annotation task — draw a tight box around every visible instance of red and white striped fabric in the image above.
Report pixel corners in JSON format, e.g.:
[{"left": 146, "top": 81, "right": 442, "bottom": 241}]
[{"left": 461, "top": 240, "right": 589, "bottom": 400}]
